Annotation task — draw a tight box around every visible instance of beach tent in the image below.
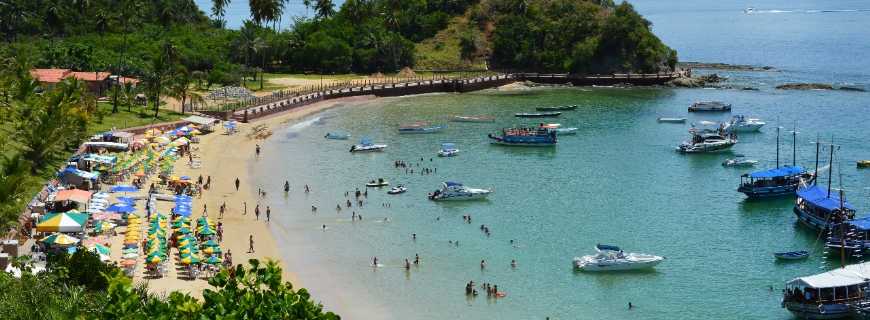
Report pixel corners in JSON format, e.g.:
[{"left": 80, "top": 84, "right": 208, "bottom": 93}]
[
  {"left": 36, "top": 212, "right": 88, "bottom": 233},
  {"left": 183, "top": 115, "right": 218, "bottom": 132},
  {"left": 54, "top": 189, "right": 93, "bottom": 204},
  {"left": 82, "top": 141, "right": 128, "bottom": 151},
  {"left": 40, "top": 233, "right": 80, "bottom": 246},
  {"left": 57, "top": 166, "right": 100, "bottom": 187}
]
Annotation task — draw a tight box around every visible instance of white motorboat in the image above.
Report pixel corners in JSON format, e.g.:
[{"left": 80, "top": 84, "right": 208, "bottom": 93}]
[
  {"left": 677, "top": 131, "right": 737, "bottom": 153},
  {"left": 366, "top": 178, "right": 389, "bottom": 187},
  {"left": 688, "top": 101, "right": 731, "bottom": 112},
  {"left": 438, "top": 143, "right": 459, "bottom": 157},
  {"left": 729, "top": 115, "right": 765, "bottom": 132},
  {"left": 428, "top": 181, "right": 491, "bottom": 201},
  {"left": 722, "top": 155, "right": 759, "bottom": 167},
  {"left": 573, "top": 244, "right": 664, "bottom": 272},
  {"left": 387, "top": 185, "right": 407, "bottom": 194},
  {"left": 350, "top": 138, "right": 387, "bottom": 152},
  {"left": 657, "top": 117, "right": 687, "bottom": 123},
  {"left": 554, "top": 127, "right": 578, "bottom": 135}
]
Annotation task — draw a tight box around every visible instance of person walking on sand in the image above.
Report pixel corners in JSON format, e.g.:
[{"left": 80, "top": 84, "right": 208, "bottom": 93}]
[
  {"left": 266, "top": 206, "right": 271, "bottom": 222},
  {"left": 243, "top": 201, "right": 247, "bottom": 215},
  {"left": 255, "top": 204, "right": 260, "bottom": 220},
  {"left": 248, "top": 235, "right": 255, "bottom": 253},
  {"left": 235, "top": 177, "right": 240, "bottom": 191},
  {"left": 255, "top": 144, "right": 261, "bottom": 157}
]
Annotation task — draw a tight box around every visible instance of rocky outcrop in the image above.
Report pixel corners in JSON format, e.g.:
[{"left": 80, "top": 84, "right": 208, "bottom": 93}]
[
  {"left": 679, "top": 62, "right": 775, "bottom": 71},
  {"left": 666, "top": 73, "right": 726, "bottom": 88},
  {"left": 776, "top": 83, "right": 865, "bottom": 92}
]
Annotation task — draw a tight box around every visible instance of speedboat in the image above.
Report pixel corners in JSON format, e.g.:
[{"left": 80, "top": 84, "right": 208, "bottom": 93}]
[
  {"left": 325, "top": 131, "right": 350, "bottom": 140},
  {"left": 722, "top": 155, "right": 758, "bottom": 167},
  {"left": 450, "top": 115, "right": 495, "bottom": 123},
  {"left": 366, "top": 178, "right": 389, "bottom": 187},
  {"left": 729, "top": 115, "right": 765, "bottom": 132},
  {"left": 398, "top": 122, "right": 446, "bottom": 134},
  {"left": 515, "top": 112, "right": 561, "bottom": 118},
  {"left": 688, "top": 101, "right": 731, "bottom": 112},
  {"left": 536, "top": 105, "right": 577, "bottom": 111},
  {"left": 774, "top": 250, "right": 809, "bottom": 260},
  {"left": 428, "top": 181, "right": 491, "bottom": 201},
  {"left": 489, "top": 127, "right": 557, "bottom": 146},
  {"left": 350, "top": 138, "right": 387, "bottom": 152},
  {"left": 858, "top": 160, "right": 870, "bottom": 168},
  {"left": 657, "top": 117, "right": 687, "bottom": 123},
  {"left": 677, "top": 131, "right": 737, "bottom": 153},
  {"left": 573, "top": 244, "right": 664, "bottom": 272},
  {"left": 555, "top": 127, "right": 578, "bottom": 135},
  {"left": 438, "top": 143, "right": 459, "bottom": 157},
  {"left": 387, "top": 185, "right": 407, "bottom": 194}
]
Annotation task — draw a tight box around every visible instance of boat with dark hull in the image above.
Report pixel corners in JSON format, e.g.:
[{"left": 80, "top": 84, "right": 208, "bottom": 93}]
[
  {"left": 783, "top": 262, "right": 870, "bottom": 319},
  {"left": 515, "top": 112, "right": 562, "bottom": 118},
  {"left": 738, "top": 127, "right": 813, "bottom": 199},
  {"left": 793, "top": 186, "right": 856, "bottom": 231},
  {"left": 536, "top": 105, "right": 577, "bottom": 112},
  {"left": 488, "top": 127, "right": 557, "bottom": 146}
]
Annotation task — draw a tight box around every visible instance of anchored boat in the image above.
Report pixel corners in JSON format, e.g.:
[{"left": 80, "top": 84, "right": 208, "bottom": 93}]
[
  {"left": 438, "top": 143, "right": 459, "bottom": 157},
  {"left": 782, "top": 262, "right": 870, "bottom": 319},
  {"left": 657, "top": 117, "right": 687, "bottom": 123},
  {"left": 515, "top": 112, "right": 562, "bottom": 118},
  {"left": 387, "top": 185, "right": 407, "bottom": 194},
  {"left": 723, "top": 155, "right": 758, "bottom": 167},
  {"left": 573, "top": 244, "right": 664, "bottom": 272},
  {"left": 729, "top": 115, "right": 765, "bottom": 132},
  {"left": 398, "top": 122, "right": 447, "bottom": 134},
  {"left": 350, "top": 138, "right": 387, "bottom": 153},
  {"left": 536, "top": 105, "right": 577, "bottom": 111},
  {"left": 688, "top": 101, "right": 731, "bottom": 112},
  {"left": 676, "top": 129, "right": 737, "bottom": 153},
  {"left": 366, "top": 178, "right": 389, "bottom": 187},
  {"left": 488, "top": 127, "right": 557, "bottom": 146},
  {"left": 738, "top": 127, "right": 813, "bottom": 198},
  {"left": 450, "top": 115, "right": 495, "bottom": 123},
  {"left": 325, "top": 131, "right": 350, "bottom": 140},
  {"left": 428, "top": 181, "right": 491, "bottom": 201}
]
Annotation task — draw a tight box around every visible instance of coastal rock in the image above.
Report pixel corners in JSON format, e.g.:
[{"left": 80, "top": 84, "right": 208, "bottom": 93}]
[
  {"left": 679, "top": 61, "right": 776, "bottom": 71},
  {"left": 666, "top": 73, "right": 726, "bottom": 88},
  {"left": 839, "top": 86, "right": 867, "bottom": 92},
  {"left": 775, "top": 83, "right": 865, "bottom": 92}
]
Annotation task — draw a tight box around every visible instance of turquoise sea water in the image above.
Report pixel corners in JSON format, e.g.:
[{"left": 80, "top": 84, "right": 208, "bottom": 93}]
[{"left": 244, "top": 1, "right": 870, "bottom": 319}]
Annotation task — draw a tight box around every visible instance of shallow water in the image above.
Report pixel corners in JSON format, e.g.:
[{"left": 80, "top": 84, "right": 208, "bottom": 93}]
[{"left": 243, "top": 0, "right": 870, "bottom": 318}]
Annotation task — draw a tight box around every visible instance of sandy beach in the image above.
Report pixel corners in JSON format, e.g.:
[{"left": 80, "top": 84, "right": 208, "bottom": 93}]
[{"left": 119, "top": 95, "right": 377, "bottom": 299}]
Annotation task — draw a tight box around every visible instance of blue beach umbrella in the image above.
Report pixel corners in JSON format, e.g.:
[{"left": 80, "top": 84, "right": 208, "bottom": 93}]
[
  {"left": 106, "top": 203, "right": 135, "bottom": 213},
  {"left": 117, "top": 196, "right": 137, "bottom": 204},
  {"left": 111, "top": 185, "right": 138, "bottom": 193}
]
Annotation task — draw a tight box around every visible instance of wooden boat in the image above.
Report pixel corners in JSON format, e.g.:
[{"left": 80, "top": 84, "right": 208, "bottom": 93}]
[
  {"left": 774, "top": 250, "right": 809, "bottom": 260},
  {"left": 515, "top": 112, "right": 561, "bottom": 118},
  {"left": 398, "top": 122, "right": 446, "bottom": 134},
  {"left": 450, "top": 115, "right": 495, "bottom": 123},
  {"left": 536, "top": 105, "right": 577, "bottom": 112},
  {"left": 858, "top": 160, "right": 870, "bottom": 168},
  {"left": 657, "top": 117, "right": 687, "bottom": 123},
  {"left": 366, "top": 178, "right": 389, "bottom": 187},
  {"left": 488, "top": 127, "right": 557, "bottom": 146},
  {"left": 688, "top": 101, "right": 731, "bottom": 112}
]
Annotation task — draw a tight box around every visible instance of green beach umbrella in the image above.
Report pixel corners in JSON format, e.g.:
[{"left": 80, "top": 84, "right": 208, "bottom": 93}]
[
  {"left": 40, "top": 233, "right": 80, "bottom": 246},
  {"left": 202, "top": 239, "right": 219, "bottom": 247},
  {"left": 198, "top": 228, "right": 215, "bottom": 236},
  {"left": 205, "top": 255, "right": 222, "bottom": 265},
  {"left": 89, "top": 243, "right": 111, "bottom": 256}
]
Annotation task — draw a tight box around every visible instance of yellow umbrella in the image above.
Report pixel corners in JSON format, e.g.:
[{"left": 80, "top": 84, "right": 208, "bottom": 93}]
[{"left": 147, "top": 255, "right": 162, "bottom": 264}]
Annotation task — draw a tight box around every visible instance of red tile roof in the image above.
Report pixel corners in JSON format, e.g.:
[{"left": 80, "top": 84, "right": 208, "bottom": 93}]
[
  {"left": 30, "top": 68, "right": 71, "bottom": 83},
  {"left": 68, "top": 71, "right": 111, "bottom": 82}
]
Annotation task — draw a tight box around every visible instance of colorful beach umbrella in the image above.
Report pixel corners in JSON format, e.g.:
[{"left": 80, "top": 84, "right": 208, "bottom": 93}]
[
  {"left": 36, "top": 212, "right": 88, "bottom": 233},
  {"left": 203, "top": 246, "right": 221, "bottom": 254},
  {"left": 180, "top": 256, "right": 200, "bottom": 265},
  {"left": 40, "top": 233, "right": 80, "bottom": 246},
  {"left": 88, "top": 243, "right": 111, "bottom": 256},
  {"left": 106, "top": 203, "right": 135, "bottom": 213},
  {"left": 205, "top": 255, "right": 222, "bottom": 265},
  {"left": 202, "top": 239, "right": 219, "bottom": 247},
  {"left": 110, "top": 185, "right": 138, "bottom": 193},
  {"left": 198, "top": 228, "right": 215, "bottom": 236}
]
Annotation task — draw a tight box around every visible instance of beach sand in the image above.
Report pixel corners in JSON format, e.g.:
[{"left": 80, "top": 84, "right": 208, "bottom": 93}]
[{"left": 114, "top": 95, "right": 377, "bottom": 300}]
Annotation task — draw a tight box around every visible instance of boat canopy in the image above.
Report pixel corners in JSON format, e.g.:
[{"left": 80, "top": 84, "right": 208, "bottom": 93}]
[
  {"left": 797, "top": 185, "right": 856, "bottom": 211},
  {"left": 441, "top": 143, "right": 456, "bottom": 150},
  {"left": 444, "top": 181, "right": 463, "bottom": 187},
  {"left": 788, "top": 261, "right": 870, "bottom": 289},
  {"left": 360, "top": 138, "right": 373, "bottom": 146},
  {"left": 850, "top": 217, "right": 870, "bottom": 231},
  {"left": 596, "top": 244, "right": 621, "bottom": 252},
  {"left": 749, "top": 166, "right": 805, "bottom": 179}
]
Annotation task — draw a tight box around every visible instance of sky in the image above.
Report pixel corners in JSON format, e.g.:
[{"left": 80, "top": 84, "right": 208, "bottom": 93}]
[{"left": 192, "top": 0, "right": 347, "bottom": 29}]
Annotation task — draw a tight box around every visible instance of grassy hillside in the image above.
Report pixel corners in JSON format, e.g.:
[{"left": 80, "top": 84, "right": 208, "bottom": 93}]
[{"left": 414, "top": 14, "right": 489, "bottom": 70}]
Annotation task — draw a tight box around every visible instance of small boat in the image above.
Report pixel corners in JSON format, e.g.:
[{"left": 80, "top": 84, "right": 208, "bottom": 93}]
[
  {"left": 398, "top": 122, "right": 447, "bottom": 134},
  {"left": 387, "top": 185, "right": 407, "bottom": 194},
  {"left": 350, "top": 138, "right": 387, "bottom": 153},
  {"left": 515, "top": 112, "right": 561, "bottom": 118},
  {"left": 488, "top": 127, "right": 557, "bottom": 146},
  {"left": 677, "top": 131, "right": 737, "bottom": 153},
  {"left": 722, "top": 155, "right": 758, "bottom": 167},
  {"left": 688, "top": 101, "right": 731, "bottom": 112},
  {"left": 858, "top": 160, "right": 870, "bottom": 168},
  {"left": 573, "top": 244, "right": 664, "bottom": 272},
  {"left": 366, "top": 178, "right": 389, "bottom": 187},
  {"left": 539, "top": 123, "right": 561, "bottom": 129},
  {"left": 729, "top": 115, "right": 765, "bottom": 132},
  {"left": 324, "top": 131, "right": 350, "bottom": 140},
  {"left": 554, "top": 127, "right": 578, "bottom": 135},
  {"left": 774, "top": 250, "right": 809, "bottom": 260},
  {"left": 437, "top": 143, "right": 459, "bottom": 157},
  {"left": 428, "top": 181, "right": 491, "bottom": 201},
  {"left": 657, "top": 117, "right": 687, "bottom": 123},
  {"left": 450, "top": 115, "right": 495, "bottom": 123},
  {"left": 536, "top": 105, "right": 577, "bottom": 111}
]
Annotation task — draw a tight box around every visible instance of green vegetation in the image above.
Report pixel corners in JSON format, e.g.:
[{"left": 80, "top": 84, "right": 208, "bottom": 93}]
[{"left": 0, "top": 255, "right": 338, "bottom": 319}]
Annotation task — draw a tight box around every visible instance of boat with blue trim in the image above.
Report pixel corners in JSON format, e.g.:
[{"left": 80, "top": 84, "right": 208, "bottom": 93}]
[
  {"left": 738, "top": 127, "right": 813, "bottom": 198},
  {"left": 793, "top": 185, "right": 855, "bottom": 231},
  {"left": 488, "top": 127, "right": 557, "bottom": 146}
]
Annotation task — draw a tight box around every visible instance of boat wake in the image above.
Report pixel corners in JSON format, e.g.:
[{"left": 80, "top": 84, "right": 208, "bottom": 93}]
[{"left": 283, "top": 116, "right": 321, "bottom": 139}]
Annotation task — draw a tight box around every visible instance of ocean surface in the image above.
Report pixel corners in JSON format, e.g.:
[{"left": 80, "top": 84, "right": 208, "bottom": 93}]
[{"left": 243, "top": 1, "right": 870, "bottom": 319}]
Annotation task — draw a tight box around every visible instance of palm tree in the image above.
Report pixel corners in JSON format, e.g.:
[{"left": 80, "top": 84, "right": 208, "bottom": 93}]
[
  {"left": 314, "top": 0, "right": 335, "bottom": 19},
  {"left": 211, "top": 0, "right": 231, "bottom": 27},
  {"left": 145, "top": 41, "right": 179, "bottom": 118},
  {"left": 167, "top": 68, "right": 205, "bottom": 114},
  {"left": 249, "top": 0, "right": 283, "bottom": 27}
]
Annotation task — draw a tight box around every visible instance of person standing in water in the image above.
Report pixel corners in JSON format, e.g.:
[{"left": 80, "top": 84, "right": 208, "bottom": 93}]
[{"left": 284, "top": 181, "right": 290, "bottom": 193}]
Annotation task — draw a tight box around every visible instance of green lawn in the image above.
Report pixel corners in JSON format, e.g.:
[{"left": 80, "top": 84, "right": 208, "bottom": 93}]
[{"left": 90, "top": 102, "right": 186, "bottom": 134}]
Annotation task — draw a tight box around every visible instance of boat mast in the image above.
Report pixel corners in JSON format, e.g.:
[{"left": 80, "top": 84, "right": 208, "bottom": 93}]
[
  {"left": 792, "top": 124, "right": 797, "bottom": 167},
  {"left": 814, "top": 134, "right": 820, "bottom": 179},
  {"left": 776, "top": 126, "right": 780, "bottom": 168},
  {"left": 827, "top": 138, "right": 834, "bottom": 198}
]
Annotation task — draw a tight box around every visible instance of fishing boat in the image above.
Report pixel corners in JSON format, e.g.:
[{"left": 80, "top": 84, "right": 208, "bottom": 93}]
[
  {"left": 536, "top": 105, "right": 577, "bottom": 111},
  {"left": 794, "top": 186, "right": 856, "bottom": 231},
  {"left": 573, "top": 244, "right": 664, "bottom": 272},
  {"left": 774, "top": 251, "right": 809, "bottom": 260},
  {"left": 657, "top": 117, "right": 687, "bottom": 123},
  {"left": 688, "top": 101, "right": 731, "bottom": 112},
  {"left": 515, "top": 112, "right": 562, "bottom": 118},
  {"left": 324, "top": 131, "right": 350, "bottom": 140},
  {"left": 387, "top": 185, "right": 407, "bottom": 195},
  {"left": 450, "top": 115, "right": 495, "bottom": 123},
  {"left": 737, "top": 127, "right": 812, "bottom": 198},
  {"left": 729, "top": 115, "right": 765, "bottom": 132},
  {"left": 555, "top": 127, "right": 578, "bottom": 135},
  {"left": 782, "top": 261, "right": 870, "bottom": 319},
  {"left": 398, "top": 122, "right": 447, "bottom": 134},
  {"left": 722, "top": 155, "right": 758, "bottom": 167},
  {"left": 366, "top": 178, "right": 389, "bottom": 187},
  {"left": 858, "top": 160, "right": 870, "bottom": 168},
  {"left": 676, "top": 130, "right": 737, "bottom": 153},
  {"left": 428, "top": 181, "right": 491, "bottom": 201},
  {"left": 349, "top": 138, "right": 387, "bottom": 153},
  {"left": 488, "top": 127, "right": 557, "bottom": 146},
  {"left": 437, "top": 143, "right": 459, "bottom": 157}
]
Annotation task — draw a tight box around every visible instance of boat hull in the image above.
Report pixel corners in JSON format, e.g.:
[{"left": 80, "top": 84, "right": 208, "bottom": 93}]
[
  {"left": 515, "top": 112, "right": 562, "bottom": 118},
  {"left": 451, "top": 116, "right": 495, "bottom": 123},
  {"left": 657, "top": 118, "right": 687, "bottom": 123},
  {"left": 438, "top": 150, "right": 459, "bottom": 157},
  {"left": 733, "top": 123, "right": 764, "bottom": 132},
  {"left": 430, "top": 191, "right": 491, "bottom": 201},
  {"left": 398, "top": 126, "right": 446, "bottom": 134},
  {"left": 573, "top": 257, "right": 663, "bottom": 272},
  {"left": 677, "top": 141, "right": 736, "bottom": 153},
  {"left": 536, "top": 106, "right": 577, "bottom": 111},
  {"left": 794, "top": 206, "right": 832, "bottom": 231},
  {"left": 783, "top": 302, "right": 851, "bottom": 320},
  {"left": 738, "top": 184, "right": 799, "bottom": 199},
  {"left": 490, "top": 140, "right": 556, "bottom": 147}
]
